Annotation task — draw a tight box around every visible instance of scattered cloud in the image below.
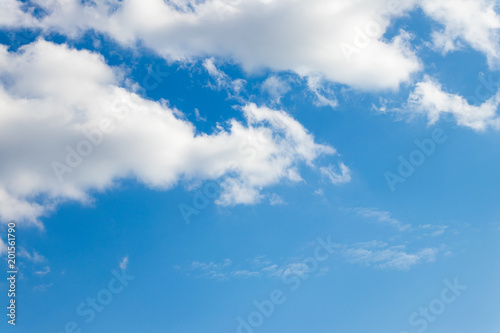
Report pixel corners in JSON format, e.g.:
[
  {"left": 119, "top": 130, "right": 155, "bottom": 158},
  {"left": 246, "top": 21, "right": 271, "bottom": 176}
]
[
  {"left": 203, "top": 57, "right": 246, "bottom": 96},
  {"left": 320, "top": 162, "right": 352, "bottom": 185},
  {"left": 269, "top": 193, "right": 285, "bottom": 206},
  {"left": 341, "top": 244, "right": 439, "bottom": 271},
  {"left": 314, "top": 188, "right": 324, "bottom": 196},
  {"left": 34, "top": 266, "right": 51, "bottom": 277},
  {"left": 188, "top": 259, "right": 233, "bottom": 280},
  {"left": 307, "top": 76, "right": 338, "bottom": 109},
  {"left": 182, "top": 240, "right": 440, "bottom": 280},
  {"left": 261, "top": 76, "right": 291, "bottom": 103},
  {"left": 18, "top": 248, "right": 47, "bottom": 263},
  {"left": 33, "top": 283, "right": 53, "bottom": 293},
  {"left": 407, "top": 76, "right": 500, "bottom": 131},
  {"left": 417, "top": 224, "right": 449, "bottom": 237},
  {"left": 420, "top": 0, "right": 500, "bottom": 68},
  {"left": 194, "top": 108, "right": 207, "bottom": 122},
  {"left": 119, "top": 255, "right": 129, "bottom": 270},
  {"left": 351, "top": 207, "right": 412, "bottom": 231}
]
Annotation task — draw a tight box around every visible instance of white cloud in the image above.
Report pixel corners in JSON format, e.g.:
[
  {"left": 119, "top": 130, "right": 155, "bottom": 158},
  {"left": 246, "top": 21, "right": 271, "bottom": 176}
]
[
  {"left": 188, "top": 259, "right": 233, "bottom": 280},
  {"left": 342, "top": 245, "right": 438, "bottom": 270},
  {"left": 0, "top": 238, "right": 6, "bottom": 255},
  {"left": 351, "top": 207, "right": 412, "bottom": 231},
  {"left": 185, "top": 257, "right": 312, "bottom": 280},
  {"left": 420, "top": 0, "right": 500, "bottom": 68},
  {"left": 34, "top": 266, "right": 51, "bottom": 276},
  {"left": 2, "top": 0, "right": 424, "bottom": 90},
  {"left": 231, "top": 270, "right": 262, "bottom": 278},
  {"left": 18, "top": 248, "right": 47, "bottom": 263},
  {"left": 3, "top": 0, "right": 499, "bottom": 91},
  {"left": 261, "top": 76, "right": 291, "bottom": 103},
  {"left": 33, "top": 283, "right": 53, "bottom": 293},
  {"left": 203, "top": 57, "right": 246, "bottom": 95},
  {"left": 0, "top": 0, "right": 34, "bottom": 28},
  {"left": 320, "top": 162, "right": 352, "bottom": 185},
  {"left": 408, "top": 76, "right": 500, "bottom": 130},
  {"left": 307, "top": 76, "right": 338, "bottom": 109},
  {"left": 183, "top": 242, "right": 438, "bottom": 280},
  {"left": 194, "top": 108, "right": 207, "bottom": 122},
  {"left": 119, "top": 255, "right": 129, "bottom": 270},
  {"left": 269, "top": 193, "right": 285, "bottom": 206},
  {"left": 0, "top": 40, "right": 342, "bottom": 224},
  {"left": 417, "top": 224, "right": 449, "bottom": 237}
]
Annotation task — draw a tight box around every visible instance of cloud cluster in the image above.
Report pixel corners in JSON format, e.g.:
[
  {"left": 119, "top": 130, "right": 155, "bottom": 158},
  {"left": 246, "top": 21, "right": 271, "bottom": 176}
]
[
  {"left": 2, "top": 0, "right": 425, "bottom": 90},
  {"left": 0, "top": 39, "right": 342, "bottom": 224}
]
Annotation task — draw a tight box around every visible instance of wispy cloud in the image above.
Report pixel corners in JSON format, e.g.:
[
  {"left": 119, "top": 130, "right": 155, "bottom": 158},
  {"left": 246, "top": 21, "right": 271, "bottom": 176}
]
[
  {"left": 350, "top": 207, "right": 412, "bottom": 231},
  {"left": 203, "top": 58, "right": 246, "bottom": 97},
  {"left": 341, "top": 244, "right": 439, "bottom": 271},
  {"left": 261, "top": 76, "right": 291, "bottom": 103},
  {"left": 18, "top": 248, "right": 47, "bottom": 263},
  {"left": 120, "top": 256, "right": 129, "bottom": 270},
  {"left": 269, "top": 193, "right": 285, "bottom": 206},
  {"left": 417, "top": 224, "right": 449, "bottom": 237},
  {"left": 320, "top": 162, "right": 352, "bottom": 185},
  {"left": 33, "top": 283, "right": 53, "bottom": 293},
  {"left": 183, "top": 257, "right": 311, "bottom": 281},
  {"left": 187, "top": 259, "right": 233, "bottom": 280},
  {"left": 307, "top": 76, "right": 338, "bottom": 109},
  {"left": 34, "top": 266, "right": 51, "bottom": 277},
  {"left": 181, "top": 241, "right": 438, "bottom": 281}
]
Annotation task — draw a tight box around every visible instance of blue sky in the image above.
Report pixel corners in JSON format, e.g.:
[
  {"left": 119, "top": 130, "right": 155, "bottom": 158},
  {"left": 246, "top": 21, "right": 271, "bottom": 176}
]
[{"left": 0, "top": 0, "right": 500, "bottom": 332}]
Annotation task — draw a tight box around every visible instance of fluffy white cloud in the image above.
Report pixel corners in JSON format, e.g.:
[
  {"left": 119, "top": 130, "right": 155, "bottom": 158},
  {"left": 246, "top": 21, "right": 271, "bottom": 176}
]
[
  {"left": 0, "top": 39, "right": 342, "bottom": 224},
  {"left": 420, "top": 0, "right": 500, "bottom": 68},
  {"left": 0, "top": 0, "right": 32, "bottom": 28},
  {"left": 3, "top": 0, "right": 500, "bottom": 90},
  {"left": 408, "top": 76, "right": 500, "bottom": 130},
  {"left": 2, "top": 0, "right": 423, "bottom": 90}
]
